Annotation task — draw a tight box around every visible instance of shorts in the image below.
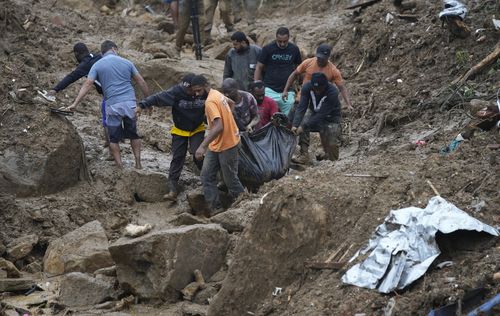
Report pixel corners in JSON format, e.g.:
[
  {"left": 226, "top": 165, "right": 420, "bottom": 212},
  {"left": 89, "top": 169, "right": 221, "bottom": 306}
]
[
  {"left": 163, "top": 0, "right": 178, "bottom": 3},
  {"left": 107, "top": 115, "right": 140, "bottom": 143},
  {"left": 265, "top": 87, "right": 295, "bottom": 115},
  {"left": 101, "top": 99, "right": 106, "bottom": 127}
]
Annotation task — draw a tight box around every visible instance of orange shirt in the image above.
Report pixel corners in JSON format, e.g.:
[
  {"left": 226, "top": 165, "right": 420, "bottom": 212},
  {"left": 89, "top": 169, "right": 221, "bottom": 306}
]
[
  {"left": 205, "top": 89, "right": 240, "bottom": 152},
  {"left": 295, "top": 57, "right": 344, "bottom": 86}
]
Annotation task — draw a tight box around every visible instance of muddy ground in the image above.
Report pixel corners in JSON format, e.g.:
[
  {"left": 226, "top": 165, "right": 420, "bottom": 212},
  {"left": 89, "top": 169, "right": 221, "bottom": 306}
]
[{"left": 0, "top": 0, "right": 499, "bottom": 315}]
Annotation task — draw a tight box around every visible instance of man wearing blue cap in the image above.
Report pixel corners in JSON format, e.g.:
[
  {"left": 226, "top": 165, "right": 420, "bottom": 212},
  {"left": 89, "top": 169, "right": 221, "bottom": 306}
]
[{"left": 291, "top": 72, "right": 342, "bottom": 161}]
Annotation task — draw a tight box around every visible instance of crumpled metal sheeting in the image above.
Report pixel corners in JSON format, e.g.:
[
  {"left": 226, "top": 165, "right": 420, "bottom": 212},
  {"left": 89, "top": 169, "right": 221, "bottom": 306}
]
[{"left": 342, "top": 196, "right": 498, "bottom": 293}]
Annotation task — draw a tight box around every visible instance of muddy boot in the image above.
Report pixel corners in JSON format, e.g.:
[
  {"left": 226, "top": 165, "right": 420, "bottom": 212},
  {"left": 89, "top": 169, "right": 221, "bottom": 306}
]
[
  {"left": 325, "top": 144, "right": 339, "bottom": 161},
  {"left": 163, "top": 180, "right": 179, "bottom": 202}
]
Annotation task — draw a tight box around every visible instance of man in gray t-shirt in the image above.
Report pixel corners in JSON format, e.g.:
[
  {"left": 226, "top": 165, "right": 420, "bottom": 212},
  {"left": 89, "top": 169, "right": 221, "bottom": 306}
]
[
  {"left": 67, "top": 40, "right": 150, "bottom": 169},
  {"left": 222, "top": 78, "right": 259, "bottom": 133}
]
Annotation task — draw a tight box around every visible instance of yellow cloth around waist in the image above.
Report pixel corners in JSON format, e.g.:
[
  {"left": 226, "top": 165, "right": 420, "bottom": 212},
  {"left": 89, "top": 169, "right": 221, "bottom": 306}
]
[{"left": 170, "top": 123, "right": 205, "bottom": 137}]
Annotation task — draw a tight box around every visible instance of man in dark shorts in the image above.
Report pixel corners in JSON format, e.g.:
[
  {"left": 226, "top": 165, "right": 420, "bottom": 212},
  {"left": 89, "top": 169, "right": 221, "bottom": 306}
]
[
  {"left": 66, "top": 40, "right": 150, "bottom": 169},
  {"left": 138, "top": 73, "right": 206, "bottom": 201}
]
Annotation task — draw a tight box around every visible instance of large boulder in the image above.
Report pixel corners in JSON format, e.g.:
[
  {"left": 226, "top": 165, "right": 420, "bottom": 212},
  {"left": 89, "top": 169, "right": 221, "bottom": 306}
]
[
  {"left": 0, "top": 109, "right": 87, "bottom": 197},
  {"left": 109, "top": 224, "right": 229, "bottom": 301},
  {"left": 207, "top": 190, "right": 329, "bottom": 316},
  {"left": 6, "top": 234, "right": 38, "bottom": 261},
  {"left": 59, "top": 272, "right": 121, "bottom": 307},
  {"left": 43, "top": 220, "right": 114, "bottom": 275}
]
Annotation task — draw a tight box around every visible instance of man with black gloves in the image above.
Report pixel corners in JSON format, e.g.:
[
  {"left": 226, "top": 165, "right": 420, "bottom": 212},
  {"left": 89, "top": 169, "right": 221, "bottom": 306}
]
[
  {"left": 47, "top": 43, "right": 109, "bottom": 145},
  {"left": 138, "top": 73, "right": 206, "bottom": 201},
  {"left": 291, "top": 72, "right": 342, "bottom": 161}
]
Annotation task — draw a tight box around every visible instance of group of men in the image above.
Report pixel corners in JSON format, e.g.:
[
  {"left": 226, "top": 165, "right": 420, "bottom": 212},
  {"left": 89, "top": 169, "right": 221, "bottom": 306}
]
[
  {"left": 50, "top": 25, "right": 353, "bottom": 216},
  {"left": 167, "top": 0, "right": 257, "bottom": 52}
]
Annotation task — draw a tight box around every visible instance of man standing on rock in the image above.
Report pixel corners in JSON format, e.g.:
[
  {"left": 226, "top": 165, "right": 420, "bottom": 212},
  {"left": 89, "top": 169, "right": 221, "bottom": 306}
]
[
  {"left": 254, "top": 27, "right": 302, "bottom": 115},
  {"left": 291, "top": 72, "right": 342, "bottom": 161},
  {"left": 283, "top": 43, "right": 353, "bottom": 164},
  {"left": 66, "top": 40, "right": 150, "bottom": 169},
  {"left": 223, "top": 31, "right": 261, "bottom": 91},
  {"left": 191, "top": 75, "right": 244, "bottom": 215},
  {"left": 221, "top": 78, "right": 260, "bottom": 133},
  {"left": 249, "top": 80, "right": 278, "bottom": 131},
  {"left": 138, "top": 73, "right": 206, "bottom": 202}
]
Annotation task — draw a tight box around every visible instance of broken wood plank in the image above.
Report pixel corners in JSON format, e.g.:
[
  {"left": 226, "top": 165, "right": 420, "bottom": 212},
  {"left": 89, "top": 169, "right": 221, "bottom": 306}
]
[
  {"left": 453, "top": 44, "right": 500, "bottom": 84},
  {"left": 395, "top": 13, "right": 418, "bottom": 22},
  {"left": 426, "top": 180, "right": 440, "bottom": 196},
  {"left": 345, "top": 0, "right": 381, "bottom": 10},
  {"left": 325, "top": 242, "right": 348, "bottom": 263},
  {"left": 343, "top": 173, "right": 389, "bottom": 179},
  {"left": 305, "top": 261, "right": 347, "bottom": 270}
]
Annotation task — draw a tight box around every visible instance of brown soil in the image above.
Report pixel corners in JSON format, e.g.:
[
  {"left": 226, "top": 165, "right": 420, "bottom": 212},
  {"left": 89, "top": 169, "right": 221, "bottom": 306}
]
[{"left": 1, "top": 0, "right": 499, "bottom": 315}]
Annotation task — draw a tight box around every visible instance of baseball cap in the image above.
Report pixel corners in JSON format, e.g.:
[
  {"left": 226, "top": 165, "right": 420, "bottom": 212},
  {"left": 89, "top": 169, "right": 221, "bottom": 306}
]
[
  {"left": 316, "top": 44, "right": 332, "bottom": 59},
  {"left": 311, "top": 72, "right": 328, "bottom": 88}
]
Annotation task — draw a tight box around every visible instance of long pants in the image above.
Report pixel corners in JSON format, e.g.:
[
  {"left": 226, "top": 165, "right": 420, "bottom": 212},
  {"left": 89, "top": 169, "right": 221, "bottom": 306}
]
[
  {"left": 176, "top": 0, "right": 206, "bottom": 49},
  {"left": 232, "top": 0, "right": 257, "bottom": 24},
  {"left": 289, "top": 105, "right": 341, "bottom": 161},
  {"left": 169, "top": 132, "right": 204, "bottom": 193},
  {"left": 318, "top": 123, "right": 341, "bottom": 161},
  {"left": 200, "top": 145, "right": 244, "bottom": 210},
  {"left": 204, "top": 0, "right": 233, "bottom": 38}
]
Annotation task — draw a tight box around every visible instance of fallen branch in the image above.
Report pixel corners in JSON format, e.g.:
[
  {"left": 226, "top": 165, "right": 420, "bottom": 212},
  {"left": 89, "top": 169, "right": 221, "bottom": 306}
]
[
  {"left": 152, "top": 78, "right": 164, "bottom": 91},
  {"left": 345, "top": 0, "right": 381, "bottom": 10},
  {"left": 304, "top": 261, "right": 347, "bottom": 270},
  {"left": 343, "top": 173, "right": 389, "bottom": 179},
  {"left": 426, "top": 180, "right": 440, "bottom": 196},
  {"left": 453, "top": 44, "right": 500, "bottom": 85}
]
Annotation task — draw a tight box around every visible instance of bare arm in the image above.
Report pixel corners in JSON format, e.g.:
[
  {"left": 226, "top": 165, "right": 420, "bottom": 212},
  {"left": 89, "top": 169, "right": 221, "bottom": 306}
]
[
  {"left": 337, "top": 83, "right": 353, "bottom": 111},
  {"left": 67, "top": 78, "right": 94, "bottom": 110},
  {"left": 134, "top": 73, "right": 150, "bottom": 98},
  {"left": 246, "top": 114, "right": 260, "bottom": 132},
  {"left": 195, "top": 118, "right": 223, "bottom": 160},
  {"left": 254, "top": 62, "right": 265, "bottom": 81},
  {"left": 281, "top": 70, "right": 298, "bottom": 101}
]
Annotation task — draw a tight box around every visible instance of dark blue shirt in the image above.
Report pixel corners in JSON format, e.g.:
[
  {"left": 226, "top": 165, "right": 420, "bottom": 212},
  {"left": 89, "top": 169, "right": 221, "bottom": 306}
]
[{"left": 52, "top": 53, "right": 102, "bottom": 94}]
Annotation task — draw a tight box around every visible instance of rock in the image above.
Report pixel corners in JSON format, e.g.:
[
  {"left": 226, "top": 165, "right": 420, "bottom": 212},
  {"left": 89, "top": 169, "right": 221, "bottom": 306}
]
[
  {"left": 210, "top": 207, "right": 253, "bottom": 233},
  {"left": 143, "top": 43, "right": 178, "bottom": 59},
  {"left": 128, "top": 170, "right": 169, "bottom": 202},
  {"left": 0, "top": 240, "right": 6, "bottom": 256},
  {"left": 94, "top": 266, "right": 117, "bottom": 277},
  {"left": 3, "top": 310, "right": 19, "bottom": 316},
  {"left": 157, "top": 21, "right": 176, "bottom": 34},
  {"left": 0, "top": 116, "right": 87, "bottom": 197},
  {"left": 100, "top": 5, "right": 110, "bottom": 13},
  {"left": 6, "top": 234, "right": 38, "bottom": 261},
  {"left": 59, "top": 272, "right": 121, "bottom": 307},
  {"left": 494, "top": 272, "right": 500, "bottom": 281},
  {"left": 24, "top": 261, "right": 42, "bottom": 274},
  {"left": 205, "top": 43, "right": 232, "bottom": 61},
  {"left": 43, "top": 220, "right": 114, "bottom": 275},
  {"left": 469, "top": 99, "right": 493, "bottom": 114},
  {"left": 193, "top": 285, "right": 218, "bottom": 305},
  {"left": 109, "top": 224, "right": 229, "bottom": 301},
  {"left": 182, "top": 281, "right": 203, "bottom": 301},
  {"left": 187, "top": 192, "right": 209, "bottom": 216},
  {"left": 182, "top": 303, "right": 208, "bottom": 316},
  {"left": 171, "top": 213, "right": 209, "bottom": 226},
  {"left": 0, "top": 258, "right": 21, "bottom": 278},
  {"left": 208, "top": 191, "right": 328, "bottom": 316},
  {"left": 0, "top": 277, "right": 36, "bottom": 292}
]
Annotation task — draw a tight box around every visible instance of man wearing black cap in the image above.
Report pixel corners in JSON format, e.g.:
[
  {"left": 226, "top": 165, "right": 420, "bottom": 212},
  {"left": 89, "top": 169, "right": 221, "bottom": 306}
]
[
  {"left": 284, "top": 43, "right": 353, "bottom": 164},
  {"left": 291, "top": 72, "right": 342, "bottom": 161},
  {"left": 138, "top": 74, "right": 206, "bottom": 201},
  {"left": 223, "top": 31, "right": 261, "bottom": 91}
]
